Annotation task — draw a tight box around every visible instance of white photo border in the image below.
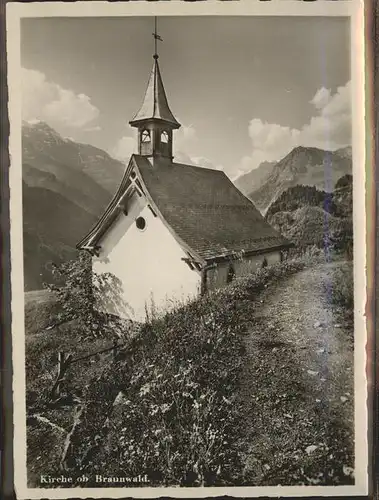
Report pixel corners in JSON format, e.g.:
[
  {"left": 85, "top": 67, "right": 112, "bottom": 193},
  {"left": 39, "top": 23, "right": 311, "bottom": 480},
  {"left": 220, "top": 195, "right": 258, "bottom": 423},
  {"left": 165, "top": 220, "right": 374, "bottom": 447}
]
[{"left": 6, "top": 1, "right": 368, "bottom": 498}]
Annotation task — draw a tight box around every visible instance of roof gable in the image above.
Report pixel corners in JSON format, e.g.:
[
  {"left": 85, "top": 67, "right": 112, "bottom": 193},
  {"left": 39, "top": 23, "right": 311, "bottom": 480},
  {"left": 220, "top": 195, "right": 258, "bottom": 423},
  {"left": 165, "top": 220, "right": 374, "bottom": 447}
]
[
  {"left": 77, "top": 155, "right": 292, "bottom": 261},
  {"left": 133, "top": 156, "right": 292, "bottom": 260}
]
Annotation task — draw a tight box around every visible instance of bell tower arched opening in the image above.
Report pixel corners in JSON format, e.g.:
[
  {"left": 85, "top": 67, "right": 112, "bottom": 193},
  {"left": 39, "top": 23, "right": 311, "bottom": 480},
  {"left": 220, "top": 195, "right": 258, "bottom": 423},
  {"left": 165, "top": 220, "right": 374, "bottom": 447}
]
[{"left": 129, "top": 44, "right": 181, "bottom": 161}]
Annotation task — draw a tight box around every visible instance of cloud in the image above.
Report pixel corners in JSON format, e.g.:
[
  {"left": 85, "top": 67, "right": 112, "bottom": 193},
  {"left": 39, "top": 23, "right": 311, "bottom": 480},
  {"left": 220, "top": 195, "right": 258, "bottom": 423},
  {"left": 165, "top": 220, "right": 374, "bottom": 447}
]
[
  {"left": 247, "top": 119, "right": 300, "bottom": 160},
  {"left": 301, "top": 81, "right": 351, "bottom": 149},
  {"left": 112, "top": 123, "right": 224, "bottom": 172},
  {"left": 84, "top": 125, "right": 102, "bottom": 132},
  {"left": 235, "top": 81, "right": 351, "bottom": 177},
  {"left": 112, "top": 124, "right": 197, "bottom": 164},
  {"left": 175, "top": 125, "right": 224, "bottom": 171},
  {"left": 175, "top": 124, "right": 198, "bottom": 157},
  {"left": 22, "top": 68, "right": 99, "bottom": 129},
  {"left": 192, "top": 156, "right": 224, "bottom": 172},
  {"left": 112, "top": 135, "right": 137, "bottom": 163},
  {"left": 310, "top": 87, "right": 332, "bottom": 110}
]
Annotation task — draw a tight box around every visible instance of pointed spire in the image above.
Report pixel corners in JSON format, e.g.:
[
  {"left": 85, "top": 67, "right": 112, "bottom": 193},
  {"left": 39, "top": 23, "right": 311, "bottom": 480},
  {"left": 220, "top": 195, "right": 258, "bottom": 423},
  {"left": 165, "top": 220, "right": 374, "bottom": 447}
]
[
  {"left": 129, "top": 56, "right": 181, "bottom": 129},
  {"left": 129, "top": 19, "right": 180, "bottom": 161},
  {"left": 129, "top": 18, "right": 180, "bottom": 130}
]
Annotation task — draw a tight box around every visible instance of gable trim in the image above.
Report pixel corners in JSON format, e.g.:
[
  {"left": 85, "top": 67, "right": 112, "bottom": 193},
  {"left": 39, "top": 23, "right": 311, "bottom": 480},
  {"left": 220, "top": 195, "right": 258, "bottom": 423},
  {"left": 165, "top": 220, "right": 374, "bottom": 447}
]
[
  {"left": 76, "top": 155, "right": 206, "bottom": 266},
  {"left": 76, "top": 156, "right": 135, "bottom": 250}
]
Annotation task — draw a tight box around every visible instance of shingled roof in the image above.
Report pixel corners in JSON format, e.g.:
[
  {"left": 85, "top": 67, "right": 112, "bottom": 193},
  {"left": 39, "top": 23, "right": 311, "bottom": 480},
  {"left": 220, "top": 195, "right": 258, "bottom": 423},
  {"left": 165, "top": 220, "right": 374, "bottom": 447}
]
[
  {"left": 134, "top": 156, "right": 291, "bottom": 260},
  {"left": 77, "top": 155, "right": 292, "bottom": 262}
]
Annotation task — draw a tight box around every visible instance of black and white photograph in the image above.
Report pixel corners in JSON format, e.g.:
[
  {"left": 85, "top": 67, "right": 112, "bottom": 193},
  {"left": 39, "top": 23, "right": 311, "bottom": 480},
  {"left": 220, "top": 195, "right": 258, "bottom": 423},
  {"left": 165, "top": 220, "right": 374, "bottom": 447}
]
[{"left": 7, "top": 1, "right": 368, "bottom": 498}]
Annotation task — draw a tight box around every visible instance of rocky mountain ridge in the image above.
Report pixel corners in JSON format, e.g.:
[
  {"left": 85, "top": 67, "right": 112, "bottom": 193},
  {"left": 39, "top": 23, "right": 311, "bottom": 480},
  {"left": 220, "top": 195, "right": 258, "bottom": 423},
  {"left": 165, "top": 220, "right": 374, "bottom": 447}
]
[
  {"left": 22, "top": 121, "right": 126, "bottom": 290},
  {"left": 234, "top": 160, "right": 277, "bottom": 195},
  {"left": 247, "top": 145, "right": 352, "bottom": 213}
]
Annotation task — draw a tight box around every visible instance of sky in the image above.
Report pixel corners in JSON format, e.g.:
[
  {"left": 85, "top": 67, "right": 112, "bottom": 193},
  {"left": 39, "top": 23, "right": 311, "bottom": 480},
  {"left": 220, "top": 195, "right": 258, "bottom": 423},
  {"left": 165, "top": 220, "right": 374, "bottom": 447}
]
[{"left": 21, "top": 16, "right": 351, "bottom": 179}]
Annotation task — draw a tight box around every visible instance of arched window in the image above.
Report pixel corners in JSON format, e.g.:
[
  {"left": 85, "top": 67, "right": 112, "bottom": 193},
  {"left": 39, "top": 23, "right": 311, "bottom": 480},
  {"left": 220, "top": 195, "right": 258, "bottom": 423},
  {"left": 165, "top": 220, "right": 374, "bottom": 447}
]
[
  {"left": 226, "top": 263, "right": 235, "bottom": 284},
  {"left": 161, "top": 131, "right": 169, "bottom": 143},
  {"left": 141, "top": 130, "right": 150, "bottom": 143}
]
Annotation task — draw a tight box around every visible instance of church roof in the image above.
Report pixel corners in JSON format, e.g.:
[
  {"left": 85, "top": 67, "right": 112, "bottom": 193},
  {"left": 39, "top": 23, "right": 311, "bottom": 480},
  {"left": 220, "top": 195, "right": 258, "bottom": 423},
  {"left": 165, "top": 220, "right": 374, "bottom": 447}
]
[
  {"left": 134, "top": 156, "right": 291, "bottom": 260},
  {"left": 129, "top": 56, "right": 181, "bottom": 129},
  {"left": 77, "top": 155, "right": 292, "bottom": 262}
]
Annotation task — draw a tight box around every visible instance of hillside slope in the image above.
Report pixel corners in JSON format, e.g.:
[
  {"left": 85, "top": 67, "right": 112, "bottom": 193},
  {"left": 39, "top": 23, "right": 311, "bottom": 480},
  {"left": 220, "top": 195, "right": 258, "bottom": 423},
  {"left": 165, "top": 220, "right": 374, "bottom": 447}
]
[
  {"left": 234, "top": 161, "right": 276, "bottom": 195},
  {"left": 266, "top": 175, "right": 353, "bottom": 254},
  {"left": 248, "top": 146, "right": 352, "bottom": 213},
  {"left": 22, "top": 121, "right": 126, "bottom": 290},
  {"left": 23, "top": 181, "right": 97, "bottom": 290},
  {"left": 23, "top": 121, "right": 125, "bottom": 195},
  {"left": 268, "top": 206, "right": 349, "bottom": 249},
  {"left": 25, "top": 259, "right": 353, "bottom": 486}
]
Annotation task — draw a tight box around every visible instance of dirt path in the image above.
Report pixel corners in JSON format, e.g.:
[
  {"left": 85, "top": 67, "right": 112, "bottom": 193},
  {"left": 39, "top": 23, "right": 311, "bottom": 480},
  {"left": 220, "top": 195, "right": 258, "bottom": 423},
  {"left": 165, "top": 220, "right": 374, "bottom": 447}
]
[{"left": 239, "top": 262, "right": 354, "bottom": 486}]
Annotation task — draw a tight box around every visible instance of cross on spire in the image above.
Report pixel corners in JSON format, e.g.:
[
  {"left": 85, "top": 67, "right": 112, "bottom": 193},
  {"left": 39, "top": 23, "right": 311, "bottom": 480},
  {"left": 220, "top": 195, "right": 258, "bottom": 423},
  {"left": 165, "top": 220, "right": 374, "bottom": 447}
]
[{"left": 152, "top": 16, "right": 163, "bottom": 59}]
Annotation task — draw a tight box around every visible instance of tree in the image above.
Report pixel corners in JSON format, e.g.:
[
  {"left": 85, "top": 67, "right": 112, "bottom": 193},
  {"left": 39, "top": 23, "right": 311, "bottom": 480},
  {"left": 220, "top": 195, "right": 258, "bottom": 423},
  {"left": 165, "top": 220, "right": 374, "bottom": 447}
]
[
  {"left": 330, "top": 218, "right": 353, "bottom": 260},
  {"left": 335, "top": 174, "right": 353, "bottom": 190},
  {"left": 44, "top": 251, "right": 129, "bottom": 339}
]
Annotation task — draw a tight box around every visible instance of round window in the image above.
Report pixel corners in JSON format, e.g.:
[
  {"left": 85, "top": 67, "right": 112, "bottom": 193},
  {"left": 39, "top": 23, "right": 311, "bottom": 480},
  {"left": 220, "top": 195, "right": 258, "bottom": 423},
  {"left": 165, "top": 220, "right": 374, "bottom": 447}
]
[{"left": 136, "top": 216, "right": 146, "bottom": 231}]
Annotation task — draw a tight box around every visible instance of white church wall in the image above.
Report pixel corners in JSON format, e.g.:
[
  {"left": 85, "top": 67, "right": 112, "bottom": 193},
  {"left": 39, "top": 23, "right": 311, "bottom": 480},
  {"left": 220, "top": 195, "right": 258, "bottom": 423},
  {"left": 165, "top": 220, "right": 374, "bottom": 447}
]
[
  {"left": 98, "top": 192, "right": 147, "bottom": 258},
  {"left": 93, "top": 196, "right": 201, "bottom": 322}
]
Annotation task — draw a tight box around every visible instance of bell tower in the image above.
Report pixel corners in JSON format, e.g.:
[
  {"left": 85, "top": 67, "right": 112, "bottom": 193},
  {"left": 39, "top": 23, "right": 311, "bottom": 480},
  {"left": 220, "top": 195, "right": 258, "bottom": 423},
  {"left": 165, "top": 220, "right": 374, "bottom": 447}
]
[{"left": 129, "top": 19, "right": 181, "bottom": 161}]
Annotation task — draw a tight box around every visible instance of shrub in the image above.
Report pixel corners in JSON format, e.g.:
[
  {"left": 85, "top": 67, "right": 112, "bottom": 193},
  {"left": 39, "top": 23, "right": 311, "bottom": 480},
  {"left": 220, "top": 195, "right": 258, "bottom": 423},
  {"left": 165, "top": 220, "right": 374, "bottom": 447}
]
[
  {"left": 25, "top": 323, "right": 116, "bottom": 410},
  {"left": 329, "top": 218, "right": 353, "bottom": 260},
  {"left": 335, "top": 174, "right": 353, "bottom": 190},
  {"left": 43, "top": 251, "right": 129, "bottom": 340},
  {"left": 266, "top": 185, "right": 337, "bottom": 218},
  {"left": 329, "top": 263, "right": 354, "bottom": 311}
]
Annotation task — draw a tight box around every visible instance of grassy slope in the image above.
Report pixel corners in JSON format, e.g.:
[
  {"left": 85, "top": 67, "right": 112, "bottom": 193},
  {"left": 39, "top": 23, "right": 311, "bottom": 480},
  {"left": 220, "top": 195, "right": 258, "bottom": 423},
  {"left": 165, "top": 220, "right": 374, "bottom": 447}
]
[
  {"left": 25, "top": 290, "right": 117, "bottom": 402},
  {"left": 25, "top": 290, "right": 59, "bottom": 335},
  {"left": 24, "top": 257, "right": 354, "bottom": 487}
]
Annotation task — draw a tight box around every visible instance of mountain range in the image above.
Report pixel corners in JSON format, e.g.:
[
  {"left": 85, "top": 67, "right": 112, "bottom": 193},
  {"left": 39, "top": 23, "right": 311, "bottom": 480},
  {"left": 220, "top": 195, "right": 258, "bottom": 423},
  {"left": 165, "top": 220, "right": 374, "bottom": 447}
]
[
  {"left": 234, "top": 160, "right": 277, "bottom": 196},
  {"left": 246, "top": 146, "right": 352, "bottom": 213},
  {"left": 22, "top": 121, "right": 125, "bottom": 290},
  {"left": 21, "top": 121, "right": 352, "bottom": 290}
]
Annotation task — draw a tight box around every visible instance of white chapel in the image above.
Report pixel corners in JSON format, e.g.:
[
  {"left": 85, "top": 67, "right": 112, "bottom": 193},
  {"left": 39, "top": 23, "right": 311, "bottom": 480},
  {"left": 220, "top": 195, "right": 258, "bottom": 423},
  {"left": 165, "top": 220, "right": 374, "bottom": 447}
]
[{"left": 77, "top": 29, "right": 291, "bottom": 321}]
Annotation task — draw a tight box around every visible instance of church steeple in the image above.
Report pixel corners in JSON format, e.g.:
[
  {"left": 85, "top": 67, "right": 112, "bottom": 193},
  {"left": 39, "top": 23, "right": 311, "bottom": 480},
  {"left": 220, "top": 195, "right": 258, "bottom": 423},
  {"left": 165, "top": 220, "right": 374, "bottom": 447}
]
[{"left": 129, "top": 18, "right": 181, "bottom": 161}]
